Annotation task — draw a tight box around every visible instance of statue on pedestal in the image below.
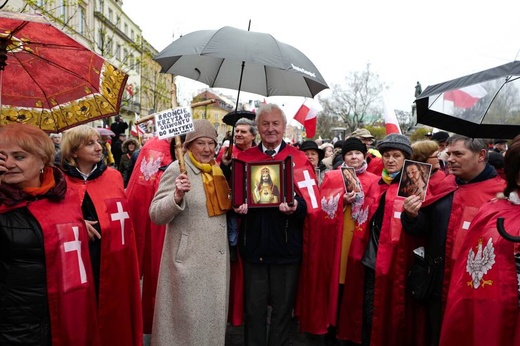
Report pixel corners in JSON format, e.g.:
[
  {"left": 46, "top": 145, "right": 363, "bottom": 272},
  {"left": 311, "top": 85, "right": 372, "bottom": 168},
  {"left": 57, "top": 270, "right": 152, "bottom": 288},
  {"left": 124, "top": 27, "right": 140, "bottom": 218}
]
[{"left": 415, "top": 81, "right": 422, "bottom": 98}]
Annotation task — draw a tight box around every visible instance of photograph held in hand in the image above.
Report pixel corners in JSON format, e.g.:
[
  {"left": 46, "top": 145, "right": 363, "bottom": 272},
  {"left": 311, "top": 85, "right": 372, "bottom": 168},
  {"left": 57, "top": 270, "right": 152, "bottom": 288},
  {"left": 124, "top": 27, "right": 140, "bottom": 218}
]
[{"left": 397, "top": 159, "right": 432, "bottom": 201}]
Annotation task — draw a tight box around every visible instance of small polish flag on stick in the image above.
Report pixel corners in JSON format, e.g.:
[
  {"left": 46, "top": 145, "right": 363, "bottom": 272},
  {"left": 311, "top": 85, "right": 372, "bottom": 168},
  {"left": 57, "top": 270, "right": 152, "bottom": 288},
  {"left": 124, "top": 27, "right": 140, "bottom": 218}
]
[
  {"left": 383, "top": 92, "right": 401, "bottom": 135},
  {"left": 293, "top": 98, "right": 323, "bottom": 138}
]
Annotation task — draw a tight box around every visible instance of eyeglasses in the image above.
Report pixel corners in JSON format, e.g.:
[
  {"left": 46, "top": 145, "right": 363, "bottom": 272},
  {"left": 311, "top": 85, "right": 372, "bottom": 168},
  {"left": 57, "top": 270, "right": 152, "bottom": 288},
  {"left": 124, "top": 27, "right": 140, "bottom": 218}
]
[{"left": 428, "top": 152, "right": 440, "bottom": 159}]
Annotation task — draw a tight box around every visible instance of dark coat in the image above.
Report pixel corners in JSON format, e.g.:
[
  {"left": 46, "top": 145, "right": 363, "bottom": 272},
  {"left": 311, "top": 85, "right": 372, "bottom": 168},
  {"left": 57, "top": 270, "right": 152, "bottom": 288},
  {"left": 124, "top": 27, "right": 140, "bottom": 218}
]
[
  {"left": 238, "top": 194, "right": 307, "bottom": 264},
  {"left": 0, "top": 168, "right": 67, "bottom": 345}
]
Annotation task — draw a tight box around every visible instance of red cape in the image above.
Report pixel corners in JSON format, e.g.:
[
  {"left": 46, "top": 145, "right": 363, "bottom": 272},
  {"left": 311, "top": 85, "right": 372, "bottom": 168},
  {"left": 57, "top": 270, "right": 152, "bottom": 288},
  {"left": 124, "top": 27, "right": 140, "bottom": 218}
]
[
  {"left": 440, "top": 198, "right": 520, "bottom": 345},
  {"left": 366, "top": 155, "right": 383, "bottom": 175},
  {"left": 24, "top": 190, "right": 101, "bottom": 346},
  {"left": 336, "top": 181, "right": 428, "bottom": 345},
  {"left": 125, "top": 137, "right": 172, "bottom": 333},
  {"left": 216, "top": 144, "right": 245, "bottom": 164},
  {"left": 66, "top": 169, "right": 143, "bottom": 345},
  {"left": 426, "top": 175, "right": 505, "bottom": 311},
  {"left": 303, "top": 168, "right": 378, "bottom": 335}
]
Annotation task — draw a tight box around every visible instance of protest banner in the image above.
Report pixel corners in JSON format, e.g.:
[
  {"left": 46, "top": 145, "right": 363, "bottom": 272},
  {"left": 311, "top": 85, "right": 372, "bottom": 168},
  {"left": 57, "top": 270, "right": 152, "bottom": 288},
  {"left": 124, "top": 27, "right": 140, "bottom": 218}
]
[{"left": 154, "top": 107, "right": 195, "bottom": 140}]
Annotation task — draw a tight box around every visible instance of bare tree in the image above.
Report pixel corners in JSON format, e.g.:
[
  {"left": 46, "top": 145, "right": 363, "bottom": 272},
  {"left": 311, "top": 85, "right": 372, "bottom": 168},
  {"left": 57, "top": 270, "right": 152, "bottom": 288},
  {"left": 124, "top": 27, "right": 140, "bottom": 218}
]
[
  {"left": 395, "top": 109, "right": 415, "bottom": 133},
  {"left": 315, "top": 111, "right": 336, "bottom": 140},
  {"left": 319, "top": 64, "right": 383, "bottom": 132}
]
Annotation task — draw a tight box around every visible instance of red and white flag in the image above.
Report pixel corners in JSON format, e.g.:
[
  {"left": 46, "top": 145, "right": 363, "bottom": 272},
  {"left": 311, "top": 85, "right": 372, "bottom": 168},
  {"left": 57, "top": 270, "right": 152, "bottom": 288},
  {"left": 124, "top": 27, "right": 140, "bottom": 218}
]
[
  {"left": 383, "top": 92, "right": 401, "bottom": 134},
  {"left": 131, "top": 114, "right": 146, "bottom": 137},
  {"left": 131, "top": 123, "right": 145, "bottom": 137},
  {"left": 443, "top": 84, "right": 487, "bottom": 108},
  {"left": 293, "top": 98, "right": 323, "bottom": 138}
]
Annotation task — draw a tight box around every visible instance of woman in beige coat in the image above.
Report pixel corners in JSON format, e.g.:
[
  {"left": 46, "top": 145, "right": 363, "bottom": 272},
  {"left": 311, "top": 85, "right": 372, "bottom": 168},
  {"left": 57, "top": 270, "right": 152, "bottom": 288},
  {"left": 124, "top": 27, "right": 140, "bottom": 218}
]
[{"left": 149, "top": 119, "right": 232, "bottom": 346}]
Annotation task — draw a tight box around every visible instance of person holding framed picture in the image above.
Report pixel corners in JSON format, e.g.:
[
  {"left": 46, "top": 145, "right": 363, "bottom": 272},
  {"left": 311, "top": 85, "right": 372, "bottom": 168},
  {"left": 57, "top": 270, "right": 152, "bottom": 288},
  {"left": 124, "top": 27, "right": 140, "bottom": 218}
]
[{"left": 232, "top": 103, "right": 318, "bottom": 346}]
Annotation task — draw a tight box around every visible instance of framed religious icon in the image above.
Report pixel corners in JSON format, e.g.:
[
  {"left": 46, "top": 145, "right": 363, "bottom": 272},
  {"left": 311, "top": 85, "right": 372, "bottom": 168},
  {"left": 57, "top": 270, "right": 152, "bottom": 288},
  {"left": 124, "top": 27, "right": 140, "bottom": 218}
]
[
  {"left": 232, "top": 156, "right": 294, "bottom": 208},
  {"left": 397, "top": 159, "right": 432, "bottom": 201}
]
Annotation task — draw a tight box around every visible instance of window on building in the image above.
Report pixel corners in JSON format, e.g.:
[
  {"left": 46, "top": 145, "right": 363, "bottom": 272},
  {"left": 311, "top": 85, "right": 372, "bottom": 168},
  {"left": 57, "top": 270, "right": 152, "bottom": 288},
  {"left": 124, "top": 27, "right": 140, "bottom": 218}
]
[
  {"left": 98, "top": 29, "right": 104, "bottom": 50},
  {"left": 129, "top": 56, "right": 134, "bottom": 70},
  {"left": 115, "top": 44, "right": 121, "bottom": 61},
  {"left": 106, "top": 39, "right": 113, "bottom": 56},
  {"left": 57, "top": 0, "right": 65, "bottom": 18},
  {"left": 131, "top": 30, "right": 135, "bottom": 41},
  {"left": 98, "top": 0, "right": 104, "bottom": 12},
  {"left": 124, "top": 23, "right": 128, "bottom": 35},
  {"left": 78, "top": 7, "right": 85, "bottom": 34},
  {"left": 108, "top": 8, "right": 113, "bottom": 22}
]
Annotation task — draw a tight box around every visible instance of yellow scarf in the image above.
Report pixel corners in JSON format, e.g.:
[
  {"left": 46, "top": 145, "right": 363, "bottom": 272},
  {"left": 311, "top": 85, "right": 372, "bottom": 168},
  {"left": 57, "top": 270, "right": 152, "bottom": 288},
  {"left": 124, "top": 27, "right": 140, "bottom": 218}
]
[{"left": 188, "top": 151, "right": 231, "bottom": 216}]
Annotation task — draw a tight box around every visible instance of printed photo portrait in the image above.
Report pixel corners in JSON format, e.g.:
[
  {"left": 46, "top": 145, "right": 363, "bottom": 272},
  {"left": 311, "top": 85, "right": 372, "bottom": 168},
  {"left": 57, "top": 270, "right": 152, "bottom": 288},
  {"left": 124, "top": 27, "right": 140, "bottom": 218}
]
[
  {"left": 397, "top": 160, "right": 432, "bottom": 201},
  {"left": 341, "top": 167, "right": 360, "bottom": 193}
]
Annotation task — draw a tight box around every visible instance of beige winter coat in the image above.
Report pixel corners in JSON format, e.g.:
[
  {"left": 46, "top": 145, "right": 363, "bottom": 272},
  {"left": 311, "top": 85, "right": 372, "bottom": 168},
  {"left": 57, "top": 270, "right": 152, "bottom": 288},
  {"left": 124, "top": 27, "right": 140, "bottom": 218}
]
[{"left": 149, "top": 155, "right": 230, "bottom": 346}]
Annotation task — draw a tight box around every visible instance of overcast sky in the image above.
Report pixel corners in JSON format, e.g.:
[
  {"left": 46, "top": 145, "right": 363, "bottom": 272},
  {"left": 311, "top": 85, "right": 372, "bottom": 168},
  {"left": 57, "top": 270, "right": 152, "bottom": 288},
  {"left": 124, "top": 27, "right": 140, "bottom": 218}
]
[{"left": 123, "top": 0, "right": 520, "bottom": 120}]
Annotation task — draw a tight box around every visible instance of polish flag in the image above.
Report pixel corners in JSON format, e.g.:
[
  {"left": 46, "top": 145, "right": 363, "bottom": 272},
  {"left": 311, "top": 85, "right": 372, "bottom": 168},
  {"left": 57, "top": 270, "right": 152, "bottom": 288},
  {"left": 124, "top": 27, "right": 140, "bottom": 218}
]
[
  {"left": 383, "top": 92, "right": 401, "bottom": 134},
  {"left": 443, "top": 84, "right": 487, "bottom": 108},
  {"left": 131, "top": 114, "right": 145, "bottom": 137},
  {"left": 293, "top": 98, "right": 323, "bottom": 138},
  {"left": 131, "top": 123, "right": 145, "bottom": 137}
]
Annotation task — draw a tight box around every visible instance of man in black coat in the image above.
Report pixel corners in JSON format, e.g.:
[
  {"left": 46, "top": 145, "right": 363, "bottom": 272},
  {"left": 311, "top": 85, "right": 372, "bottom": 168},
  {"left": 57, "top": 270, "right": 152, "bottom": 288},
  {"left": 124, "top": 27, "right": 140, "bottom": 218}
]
[
  {"left": 110, "top": 115, "right": 128, "bottom": 138},
  {"left": 111, "top": 133, "right": 126, "bottom": 167}
]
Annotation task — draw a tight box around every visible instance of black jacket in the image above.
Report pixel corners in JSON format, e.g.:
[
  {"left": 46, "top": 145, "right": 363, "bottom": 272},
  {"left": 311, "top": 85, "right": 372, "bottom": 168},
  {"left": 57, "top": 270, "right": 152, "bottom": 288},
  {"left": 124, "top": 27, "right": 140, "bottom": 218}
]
[
  {"left": 0, "top": 168, "right": 67, "bottom": 346},
  {"left": 238, "top": 195, "right": 307, "bottom": 264}
]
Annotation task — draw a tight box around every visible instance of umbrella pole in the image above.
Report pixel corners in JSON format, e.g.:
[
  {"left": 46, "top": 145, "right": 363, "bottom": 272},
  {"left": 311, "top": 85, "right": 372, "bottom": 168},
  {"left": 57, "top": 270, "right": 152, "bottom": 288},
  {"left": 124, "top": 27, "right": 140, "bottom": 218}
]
[
  {"left": 224, "top": 20, "right": 252, "bottom": 161},
  {"left": 224, "top": 60, "right": 246, "bottom": 161}
]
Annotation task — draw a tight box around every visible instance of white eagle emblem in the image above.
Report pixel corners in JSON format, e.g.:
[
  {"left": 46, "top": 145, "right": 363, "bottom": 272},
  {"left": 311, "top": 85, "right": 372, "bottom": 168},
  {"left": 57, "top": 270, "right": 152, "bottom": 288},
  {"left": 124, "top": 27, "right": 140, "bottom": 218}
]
[
  {"left": 466, "top": 237, "right": 496, "bottom": 289},
  {"left": 354, "top": 206, "right": 369, "bottom": 225},
  {"left": 321, "top": 193, "right": 340, "bottom": 219},
  {"left": 140, "top": 156, "right": 162, "bottom": 181}
]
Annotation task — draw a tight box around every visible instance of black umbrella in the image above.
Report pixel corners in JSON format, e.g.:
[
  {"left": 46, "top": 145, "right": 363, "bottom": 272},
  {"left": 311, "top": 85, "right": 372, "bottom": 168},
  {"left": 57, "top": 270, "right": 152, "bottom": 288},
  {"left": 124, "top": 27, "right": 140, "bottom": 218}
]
[
  {"left": 154, "top": 25, "right": 328, "bottom": 99},
  {"left": 416, "top": 61, "right": 520, "bottom": 139},
  {"left": 155, "top": 23, "right": 328, "bottom": 157},
  {"left": 222, "top": 110, "right": 256, "bottom": 127}
]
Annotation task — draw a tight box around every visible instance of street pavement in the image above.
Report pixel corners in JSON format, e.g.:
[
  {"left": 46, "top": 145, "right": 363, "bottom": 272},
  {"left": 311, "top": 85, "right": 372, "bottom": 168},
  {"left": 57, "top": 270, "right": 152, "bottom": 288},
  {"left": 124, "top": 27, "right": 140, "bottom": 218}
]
[
  {"left": 145, "top": 319, "right": 356, "bottom": 345},
  {"left": 225, "top": 321, "right": 355, "bottom": 346}
]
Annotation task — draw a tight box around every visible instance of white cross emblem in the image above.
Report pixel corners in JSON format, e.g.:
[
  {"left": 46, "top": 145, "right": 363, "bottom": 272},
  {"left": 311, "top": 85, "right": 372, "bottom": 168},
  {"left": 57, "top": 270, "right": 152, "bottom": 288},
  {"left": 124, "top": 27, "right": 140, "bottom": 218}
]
[
  {"left": 64, "top": 226, "right": 87, "bottom": 284},
  {"left": 111, "top": 201, "right": 130, "bottom": 245},
  {"left": 297, "top": 169, "right": 318, "bottom": 209}
]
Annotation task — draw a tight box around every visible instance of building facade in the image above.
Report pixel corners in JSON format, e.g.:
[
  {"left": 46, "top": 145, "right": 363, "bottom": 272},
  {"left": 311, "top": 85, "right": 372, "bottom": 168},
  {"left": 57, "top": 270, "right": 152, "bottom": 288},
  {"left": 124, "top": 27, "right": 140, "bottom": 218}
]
[{"left": 5, "top": 0, "right": 173, "bottom": 131}]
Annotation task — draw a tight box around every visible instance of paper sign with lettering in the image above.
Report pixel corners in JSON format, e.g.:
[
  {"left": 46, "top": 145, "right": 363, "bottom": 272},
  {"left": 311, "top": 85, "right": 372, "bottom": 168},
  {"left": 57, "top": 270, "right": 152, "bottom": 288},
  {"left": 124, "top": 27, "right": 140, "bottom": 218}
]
[{"left": 154, "top": 107, "right": 195, "bottom": 140}]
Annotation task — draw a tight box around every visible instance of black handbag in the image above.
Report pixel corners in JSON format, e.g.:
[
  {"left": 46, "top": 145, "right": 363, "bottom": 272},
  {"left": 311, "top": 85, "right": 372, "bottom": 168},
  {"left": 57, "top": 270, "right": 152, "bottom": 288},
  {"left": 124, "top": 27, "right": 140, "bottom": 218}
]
[{"left": 407, "top": 249, "right": 442, "bottom": 302}]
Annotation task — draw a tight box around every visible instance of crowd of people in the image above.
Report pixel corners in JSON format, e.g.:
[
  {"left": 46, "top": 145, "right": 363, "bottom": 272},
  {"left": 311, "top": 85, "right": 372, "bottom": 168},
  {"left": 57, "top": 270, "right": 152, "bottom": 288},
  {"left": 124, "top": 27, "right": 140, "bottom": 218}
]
[{"left": 0, "top": 107, "right": 519, "bottom": 346}]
